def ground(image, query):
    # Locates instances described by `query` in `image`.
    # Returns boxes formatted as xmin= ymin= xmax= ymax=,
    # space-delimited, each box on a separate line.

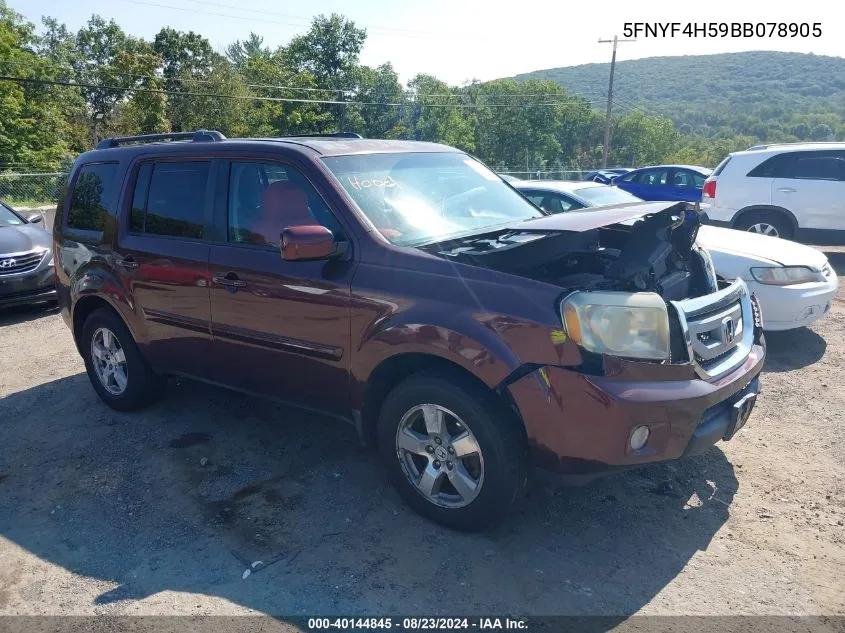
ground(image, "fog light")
xmin=630 ymin=425 xmax=650 ymax=450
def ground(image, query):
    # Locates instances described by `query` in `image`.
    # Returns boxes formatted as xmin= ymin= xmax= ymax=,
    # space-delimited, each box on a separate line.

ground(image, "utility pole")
xmin=598 ymin=35 xmax=635 ymax=168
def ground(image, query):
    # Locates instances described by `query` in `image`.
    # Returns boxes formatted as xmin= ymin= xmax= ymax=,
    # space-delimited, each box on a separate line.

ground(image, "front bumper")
xmin=507 ymin=342 xmax=765 ymax=477
xmin=0 ymin=266 xmax=57 ymax=308
xmin=747 ymin=273 xmax=838 ymax=331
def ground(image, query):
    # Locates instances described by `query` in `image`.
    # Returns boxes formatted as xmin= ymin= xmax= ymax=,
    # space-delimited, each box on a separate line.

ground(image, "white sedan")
xmin=514 ymin=180 xmax=839 ymax=331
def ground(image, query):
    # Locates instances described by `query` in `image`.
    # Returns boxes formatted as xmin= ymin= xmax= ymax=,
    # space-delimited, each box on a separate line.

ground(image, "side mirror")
xmin=280 ymin=225 xmax=338 ymax=261
xmin=28 ymin=214 xmax=43 ymax=224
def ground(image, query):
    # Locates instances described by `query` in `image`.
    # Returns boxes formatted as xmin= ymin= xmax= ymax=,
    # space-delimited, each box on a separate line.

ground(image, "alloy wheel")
xmin=91 ymin=326 xmax=128 ymax=395
xmin=395 ymin=403 xmax=484 ymax=508
xmin=748 ymin=222 xmax=779 ymax=237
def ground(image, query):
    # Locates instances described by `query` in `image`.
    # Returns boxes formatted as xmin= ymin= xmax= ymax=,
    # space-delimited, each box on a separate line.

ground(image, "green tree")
xmin=73 ymin=15 xmax=165 ymax=142
xmin=168 ymin=57 xmax=250 ymax=137
xmin=286 ymin=14 xmax=366 ymax=129
xmin=407 ymin=74 xmax=474 ymax=151
xmin=0 ymin=2 xmax=70 ymax=169
xmin=152 ymin=27 xmax=217 ymax=131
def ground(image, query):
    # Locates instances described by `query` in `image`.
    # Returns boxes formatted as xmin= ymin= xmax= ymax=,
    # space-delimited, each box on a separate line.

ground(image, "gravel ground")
xmin=0 ymin=249 xmax=843 ymax=623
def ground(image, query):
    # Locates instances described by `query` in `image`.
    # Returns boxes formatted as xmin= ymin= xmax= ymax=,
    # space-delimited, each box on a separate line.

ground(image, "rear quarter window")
xmin=66 ymin=162 xmax=119 ymax=236
xmin=711 ymin=156 xmax=731 ymax=176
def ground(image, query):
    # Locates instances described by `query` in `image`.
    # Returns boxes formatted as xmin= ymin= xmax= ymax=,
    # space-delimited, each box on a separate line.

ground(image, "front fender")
xmin=354 ymin=315 xmax=521 ymax=390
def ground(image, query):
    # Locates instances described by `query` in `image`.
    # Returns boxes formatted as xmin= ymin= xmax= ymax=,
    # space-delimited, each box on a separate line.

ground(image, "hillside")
xmin=514 ymin=51 xmax=845 ymax=141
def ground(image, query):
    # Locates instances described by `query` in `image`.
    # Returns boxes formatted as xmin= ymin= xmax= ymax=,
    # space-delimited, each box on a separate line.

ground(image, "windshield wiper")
xmin=407 ymin=221 xmax=522 ymax=248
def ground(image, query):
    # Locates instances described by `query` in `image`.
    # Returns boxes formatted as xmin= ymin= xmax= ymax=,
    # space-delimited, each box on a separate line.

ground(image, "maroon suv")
xmin=54 ymin=131 xmax=764 ymax=530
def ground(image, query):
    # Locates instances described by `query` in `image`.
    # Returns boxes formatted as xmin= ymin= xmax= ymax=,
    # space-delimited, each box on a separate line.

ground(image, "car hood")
xmin=0 ymin=224 xmax=52 ymax=255
xmin=697 ymin=225 xmax=828 ymax=269
xmin=510 ymin=201 xmax=679 ymax=233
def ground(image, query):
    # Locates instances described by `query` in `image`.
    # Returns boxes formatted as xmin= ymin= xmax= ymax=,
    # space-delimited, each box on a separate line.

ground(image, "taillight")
xmin=702 ymin=179 xmax=716 ymax=198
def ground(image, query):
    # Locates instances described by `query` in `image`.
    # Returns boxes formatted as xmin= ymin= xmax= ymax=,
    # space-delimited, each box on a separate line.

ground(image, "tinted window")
xmin=632 ymin=169 xmax=669 ymax=185
xmin=131 ymin=161 xmax=209 ymax=238
xmin=524 ymin=193 xmax=546 ymax=207
xmin=227 ymin=161 xmax=342 ymax=247
xmin=130 ymin=163 xmax=152 ymax=233
xmin=671 ymin=170 xmax=707 ymax=187
xmin=712 ymin=156 xmax=732 ymax=176
xmin=749 ymin=151 xmax=845 ymax=181
xmin=790 ymin=153 xmax=845 ymax=181
xmin=67 ymin=163 xmax=119 ymax=232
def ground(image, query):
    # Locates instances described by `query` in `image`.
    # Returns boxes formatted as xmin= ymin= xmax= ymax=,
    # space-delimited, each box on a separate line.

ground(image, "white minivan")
xmin=702 ymin=143 xmax=845 ymax=242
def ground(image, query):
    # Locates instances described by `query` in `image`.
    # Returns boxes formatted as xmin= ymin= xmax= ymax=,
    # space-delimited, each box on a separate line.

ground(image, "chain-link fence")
xmin=498 ymin=169 xmax=591 ymax=181
xmin=0 ymin=172 xmax=67 ymax=210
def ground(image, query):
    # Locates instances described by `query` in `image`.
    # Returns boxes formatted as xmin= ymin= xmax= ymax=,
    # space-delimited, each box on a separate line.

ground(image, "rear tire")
xmin=377 ymin=373 xmax=527 ymax=531
xmin=734 ymin=211 xmax=793 ymax=239
xmin=81 ymin=307 xmax=159 ymax=411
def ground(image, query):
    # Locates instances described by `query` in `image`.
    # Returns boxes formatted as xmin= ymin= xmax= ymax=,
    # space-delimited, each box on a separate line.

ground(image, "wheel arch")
xmin=71 ymin=294 xmax=133 ymax=356
xmin=359 ymin=352 xmax=526 ymax=449
xmin=731 ymin=205 xmax=799 ymax=233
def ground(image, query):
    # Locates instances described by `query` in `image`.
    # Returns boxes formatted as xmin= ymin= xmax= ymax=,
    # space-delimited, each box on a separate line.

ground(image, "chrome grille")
xmin=0 ymin=250 xmax=47 ymax=276
xmin=822 ymin=263 xmax=834 ymax=279
xmin=671 ymin=279 xmax=754 ymax=380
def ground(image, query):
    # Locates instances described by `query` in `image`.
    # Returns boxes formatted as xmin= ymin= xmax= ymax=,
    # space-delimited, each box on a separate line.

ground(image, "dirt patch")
xmin=0 ymin=250 xmax=843 ymax=616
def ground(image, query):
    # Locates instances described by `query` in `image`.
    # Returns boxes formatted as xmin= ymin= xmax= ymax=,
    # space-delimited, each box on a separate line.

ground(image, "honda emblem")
xmin=720 ymin=316 xmax=735 ymax=345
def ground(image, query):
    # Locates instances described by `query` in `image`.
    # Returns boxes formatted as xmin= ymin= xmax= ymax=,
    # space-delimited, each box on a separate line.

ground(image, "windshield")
xmin=322 ymin=152 xmax=545 ymax=245
xmin=573 ymin=185 xmax=643 ymax=207
xmin=0 ymin=202 xmax=25 ymax=227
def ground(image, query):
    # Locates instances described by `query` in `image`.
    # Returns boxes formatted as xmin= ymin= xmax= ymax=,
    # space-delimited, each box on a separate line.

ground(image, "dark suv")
xmin=54 ymin=131 xmax=765 ymax=530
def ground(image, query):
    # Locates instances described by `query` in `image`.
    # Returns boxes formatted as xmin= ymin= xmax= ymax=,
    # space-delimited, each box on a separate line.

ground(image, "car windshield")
xmin=0 ymin=202 xmax=25 ymax=227
xmin=573 ymin=186 xmax=643 ymax=206
xmin=321 ymin=152 xmax=545 ymax=245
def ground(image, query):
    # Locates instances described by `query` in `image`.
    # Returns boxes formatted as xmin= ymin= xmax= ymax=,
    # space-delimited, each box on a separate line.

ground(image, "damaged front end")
xmin=426 ymin=202 xmax=762 ymax=378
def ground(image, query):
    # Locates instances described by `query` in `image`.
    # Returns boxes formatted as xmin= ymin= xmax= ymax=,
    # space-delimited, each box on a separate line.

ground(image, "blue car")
xmin=612 ymin=165 xmax=712 ymax=202
xmin=583 ymin=168 xmax=633 ymax=184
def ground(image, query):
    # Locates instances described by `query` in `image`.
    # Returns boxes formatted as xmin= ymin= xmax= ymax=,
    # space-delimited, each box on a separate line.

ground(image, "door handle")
xmin=213 ymin=272 xmax=248 ymax=290
xmin=115 ymin=256 xmax=139 ymax=271
xmin=777 ymin=187 xmax=796 ymax=193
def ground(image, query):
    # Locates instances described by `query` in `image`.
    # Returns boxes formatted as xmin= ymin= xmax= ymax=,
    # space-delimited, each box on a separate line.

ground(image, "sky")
xmin=9 ymin=0 xmax=845 ymax=85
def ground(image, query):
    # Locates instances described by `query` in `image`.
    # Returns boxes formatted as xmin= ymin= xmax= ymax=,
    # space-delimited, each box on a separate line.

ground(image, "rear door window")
xmin=129 ymin=161 xmax=210 ymax=239
xmin=749 ymin=151 xmax=845 ymax=181
xmin=67 ymin=163 xmax=119 ymax=235
xmin=789 ymin=152 xmax=845 ymax=181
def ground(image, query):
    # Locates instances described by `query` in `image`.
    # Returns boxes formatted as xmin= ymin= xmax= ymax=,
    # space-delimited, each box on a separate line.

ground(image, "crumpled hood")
xmin=697 ymin=225 xmax=828 ymax=269
xmin=0 ymin=224 xmax=52 ymax=255
xmin=509 ymin=201 xmax=682 ymax=233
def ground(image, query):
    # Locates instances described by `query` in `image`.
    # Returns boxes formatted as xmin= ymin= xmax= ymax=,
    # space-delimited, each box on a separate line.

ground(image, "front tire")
xmin=81 ymin=307 xmax=159 ymax=411
xmin=377 ymin=373 xmax=527 ymax=531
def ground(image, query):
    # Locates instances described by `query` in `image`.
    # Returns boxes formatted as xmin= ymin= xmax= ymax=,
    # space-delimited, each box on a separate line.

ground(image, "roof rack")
xmin=287 ymin=132 xmax=363 ymax=139
xmin=745 ymin=141 xmax=844 ymax=151
xmin=96 ymin=129 xmax=226 ymax=149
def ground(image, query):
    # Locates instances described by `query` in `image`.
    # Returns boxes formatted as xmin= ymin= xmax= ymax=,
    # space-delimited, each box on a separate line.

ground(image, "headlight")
xmin=561 ymin=291 xmax=670 ymax=360
xmin=750 ymin=266 xmax=823 ymax=286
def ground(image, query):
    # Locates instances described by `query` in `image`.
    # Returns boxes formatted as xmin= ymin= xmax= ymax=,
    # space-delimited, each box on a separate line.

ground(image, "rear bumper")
xmin=0 ymin=267 xmax=56 ymax=308
xmin=507 ymin=343 xmax=765 ymax=477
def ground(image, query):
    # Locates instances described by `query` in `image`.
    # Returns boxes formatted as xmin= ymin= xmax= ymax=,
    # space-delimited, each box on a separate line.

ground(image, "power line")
xmin=0 ymin=61 xmax=606 ymax=105
xmin=179 ymin=0 xmax=433 ymax=36
xmin=0 ymin=74 xmax=607 ymax=109
xmin=116 ymin=0 xmax=454 ymax=40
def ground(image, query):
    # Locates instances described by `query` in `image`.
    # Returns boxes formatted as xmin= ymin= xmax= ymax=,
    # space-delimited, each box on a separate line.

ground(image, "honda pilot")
xmin=53 ymin=131 xmax=765 ymax=530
